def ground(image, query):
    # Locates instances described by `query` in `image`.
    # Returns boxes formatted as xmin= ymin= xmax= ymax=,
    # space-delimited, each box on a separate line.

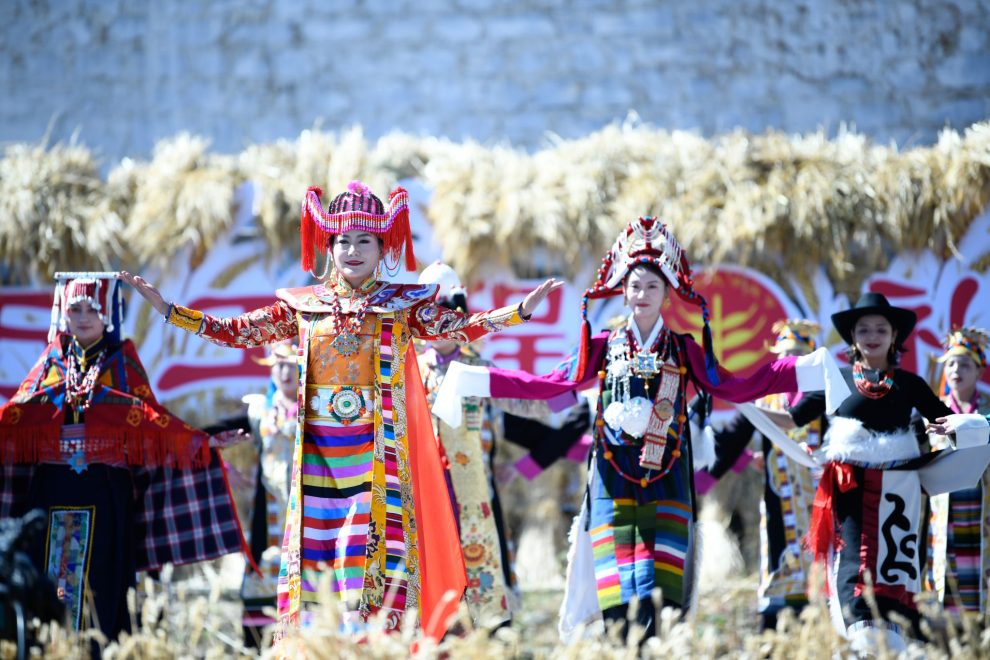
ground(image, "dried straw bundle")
xmin=0 ymin=140 xmax=125 ymax=284
xmin=117 ymin=133 xmax=240 ymax=270
xmin=2 ymin=120 xmax=988 ymax=291
xmin=421 ymin=120 xmax=990 ymax=295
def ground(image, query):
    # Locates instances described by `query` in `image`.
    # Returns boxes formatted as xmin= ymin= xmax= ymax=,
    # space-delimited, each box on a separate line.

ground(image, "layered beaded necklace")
xmin=326 ymin=270 xmax=377 ymax=357
xmin=65 ymin=340 xmax=106 ymax=415
xmin=600 ymin=317 xmax=685 ymax=484
xmin=852 ymin=360 xmax=895 ymax=399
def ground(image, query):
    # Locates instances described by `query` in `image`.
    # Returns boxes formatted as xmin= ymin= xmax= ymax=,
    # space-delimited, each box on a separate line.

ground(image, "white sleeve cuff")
xmin=794 ymin=348 xmax=851 ymax=414
xmin=951 ymin=413 xmax=990 ymax=449
xmin=430 ymin=361 xmax=491 ymax=428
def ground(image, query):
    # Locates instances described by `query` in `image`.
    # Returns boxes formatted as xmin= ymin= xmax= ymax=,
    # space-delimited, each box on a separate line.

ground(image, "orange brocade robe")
xmin=165 ymin=278 xmax=525 ymax=640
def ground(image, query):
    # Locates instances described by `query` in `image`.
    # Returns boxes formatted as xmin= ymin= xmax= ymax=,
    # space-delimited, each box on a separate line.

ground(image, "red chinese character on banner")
xmin=156 ymin=295 xmax=272 ymax=393
xmin=488 ymin=333 xmax=567 ymax=374
xmin=487 ymin=283 xmax=564 ymax=325
xmin=889 ymin=275 xmax=990 ymax=389
xmin=471 ymin=283 xmax=570 ymax=372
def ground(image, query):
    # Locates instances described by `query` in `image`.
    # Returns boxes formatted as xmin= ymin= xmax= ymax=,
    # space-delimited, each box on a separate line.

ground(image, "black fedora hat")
xmin=831 ymin=292 xmax=917 ymax=346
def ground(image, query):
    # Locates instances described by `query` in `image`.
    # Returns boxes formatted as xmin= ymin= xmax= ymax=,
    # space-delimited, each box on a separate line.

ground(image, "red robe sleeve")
xmin=407 ymin=299 xmax=525 ymax=342
xmin=681 ymin=333 xmax=799 ymax=402
xmin=165 ymin=300 xmax=300 ymax=348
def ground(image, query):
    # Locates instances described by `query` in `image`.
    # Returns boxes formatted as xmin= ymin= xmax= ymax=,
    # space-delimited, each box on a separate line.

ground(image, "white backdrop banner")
xmin=2 ymin=184 xmax=987 ymax=423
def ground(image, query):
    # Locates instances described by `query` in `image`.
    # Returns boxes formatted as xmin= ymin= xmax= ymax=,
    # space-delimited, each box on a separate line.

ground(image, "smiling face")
xmin=65 ymin=300 xmax=106 ymax=346
xmin=331 ymin=230 xmax=382 ymax=287
xmin=852 ymin=314 xmax=895 ymax=366
xmin=624 ymin=265 xmax=668 ymax=324
xmin=944 ymin=353 xmax=982 ymax=399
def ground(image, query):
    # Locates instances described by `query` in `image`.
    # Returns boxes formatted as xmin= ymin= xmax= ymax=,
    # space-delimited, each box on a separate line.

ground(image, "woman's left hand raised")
xmin=520 ymin=278 xmax=566 ymax=318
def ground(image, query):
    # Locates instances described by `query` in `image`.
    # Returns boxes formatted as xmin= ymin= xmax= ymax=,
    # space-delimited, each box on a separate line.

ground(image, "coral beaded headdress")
xmin=576 ymin=217 xmax=720 ymax=383
xmin=767 ymin=319 xmax=820 ymax=354
xmin=299 ymin=180 xmax=415 ymax=277
xmin=939 ymin=326 xmax=988 ymax=369
xmin=49 ymin=272 xmax=125 ymax=343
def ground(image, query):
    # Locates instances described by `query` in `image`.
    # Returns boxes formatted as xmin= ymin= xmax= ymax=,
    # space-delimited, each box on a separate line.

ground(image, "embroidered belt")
xmin=305 ymin=384 xmax=374 ymax=425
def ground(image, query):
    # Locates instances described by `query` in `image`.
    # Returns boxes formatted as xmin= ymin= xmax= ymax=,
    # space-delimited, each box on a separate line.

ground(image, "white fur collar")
xmin=817 ymin=416 xmax=920 ymax=464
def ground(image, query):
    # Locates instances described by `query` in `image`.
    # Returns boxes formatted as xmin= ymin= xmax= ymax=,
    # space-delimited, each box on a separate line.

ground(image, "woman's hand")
xmin=926 ymin=416 xmax=956 ymax=436
xmin=120 ymin=271 xmax=170 ymax=316
xmin=520 ymin=278 xmax=565 ymax=318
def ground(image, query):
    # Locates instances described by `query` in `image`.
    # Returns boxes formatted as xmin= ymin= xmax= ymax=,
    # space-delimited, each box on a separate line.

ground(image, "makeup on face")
xmin=65 ymin=301 xmax=106 ymax=346
xmin=332 ymin=230 xmax=382 ymax=286
xmin=624 ymin=267 xmax=667 ymax=318
xmin=852 ymin=314 xmax=894 ymax=362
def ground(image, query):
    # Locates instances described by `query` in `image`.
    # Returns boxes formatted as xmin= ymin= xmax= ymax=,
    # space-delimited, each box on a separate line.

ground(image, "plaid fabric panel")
xmin=0 ymin=463 xmax=34 ymax=518
xmin=135 ymin=448 xmax=243 ymax=570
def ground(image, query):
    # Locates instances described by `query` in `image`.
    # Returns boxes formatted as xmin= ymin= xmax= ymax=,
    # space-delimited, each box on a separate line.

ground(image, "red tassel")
xmin=804 ymin=462 xmax=857 ymax=593
xmin=575 ymin=319 xmax=592 ymax=382
xmin=300 ymin=187 xmax=323 ymax=273
xmin=402 ymin=209 xmax=416 ymax=271
xmin=301 ymin=202 xmax=315 ymax=273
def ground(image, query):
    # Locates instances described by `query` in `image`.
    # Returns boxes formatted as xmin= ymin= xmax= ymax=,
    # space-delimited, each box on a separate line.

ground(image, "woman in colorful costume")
xmin=788 ymin=294 xmax=990 ymax=652
xmin=415 ymin=261 xmax=517 ymax=629
xmin=925 ymin=327 xmax=990 ymax=613
xmin=122 ymin=181 xmax=561 ymax=640
xmin=0 ymin=274 xmax=244 ymax=642
xmin=705 ymin=319 xmax=825 ymax=631
xmin=431 ymin=216 xmax=849 ymax=641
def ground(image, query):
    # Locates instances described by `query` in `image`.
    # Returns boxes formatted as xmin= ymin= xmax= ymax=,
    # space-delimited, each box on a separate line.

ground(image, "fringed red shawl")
xmin=0 ymin=337 xmax=210 ymax=468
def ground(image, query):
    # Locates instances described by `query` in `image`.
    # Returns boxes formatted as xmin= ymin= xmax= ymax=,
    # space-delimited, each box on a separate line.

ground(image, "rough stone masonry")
xmin=1 ymin=0 xmax=988 ymax=161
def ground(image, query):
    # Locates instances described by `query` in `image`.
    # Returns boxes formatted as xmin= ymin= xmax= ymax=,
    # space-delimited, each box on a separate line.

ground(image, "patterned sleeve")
xmin=407 ymin=300 xmax=525 ymax=342
xmin=165 ymin=300 xmax=300 ymax=348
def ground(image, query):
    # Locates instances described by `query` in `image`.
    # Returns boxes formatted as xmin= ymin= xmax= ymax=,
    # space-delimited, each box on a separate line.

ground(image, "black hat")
xmin=831 ymin=292 xmax=917 ymax=346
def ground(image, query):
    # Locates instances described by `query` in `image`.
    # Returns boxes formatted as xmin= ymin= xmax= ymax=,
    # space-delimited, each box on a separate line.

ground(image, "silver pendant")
xmin=634 ymin=351 xmax=660 ymax=377
xmin=333 ymin=329 xmax=361 ymax=357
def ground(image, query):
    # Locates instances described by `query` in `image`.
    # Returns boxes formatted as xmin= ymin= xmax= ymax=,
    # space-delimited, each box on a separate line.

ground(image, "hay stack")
xmin=118 ymin=133 xmax=239 ymax=270
xmin=2 ymin=119 xmax=988 ymax=294
xmin=0 ymin=140 xmax=125 ymax=284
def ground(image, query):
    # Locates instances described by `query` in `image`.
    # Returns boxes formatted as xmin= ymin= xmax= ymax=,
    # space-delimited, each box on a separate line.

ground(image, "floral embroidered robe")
xmin=419 ymin=347 xmax=514 ymax=628
xmin=165 ymin=278 xmax=524 ymax=635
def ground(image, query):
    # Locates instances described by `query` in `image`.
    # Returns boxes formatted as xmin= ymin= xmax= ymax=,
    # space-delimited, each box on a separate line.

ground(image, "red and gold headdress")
xmin=299 ymin=180 xmax=415 ymax=277
xmin=767 ymin=319 xmax=820 ymax=354
xmin=49 ymin=272 xmax=124 ymax=343
xmin=939 ymin=326 xmax=988 ymax=369
xmin=577 ymin=217 xmax=720 ymax=382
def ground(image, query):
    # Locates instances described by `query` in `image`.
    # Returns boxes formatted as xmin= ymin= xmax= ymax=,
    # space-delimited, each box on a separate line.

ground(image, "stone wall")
xmin=2 ymin=0 xmax=988 ymax=161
